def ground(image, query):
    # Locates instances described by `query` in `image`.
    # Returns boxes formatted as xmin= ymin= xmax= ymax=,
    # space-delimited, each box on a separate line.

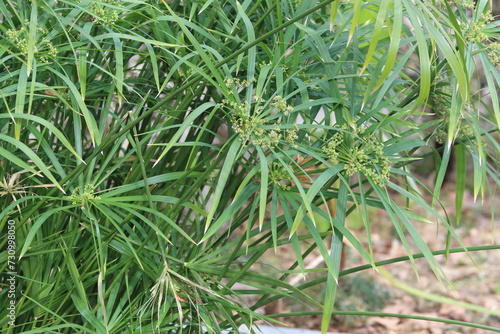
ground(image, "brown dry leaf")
xmin=405 ymin=313 xmax=442 ymax=331
xmin=438 ymin=304 xmax=471 ymax=322
xmin=366 ymin=316 xmax=400 ymax=329
xmin=292 ymin=154 xmax=316 ymax=187
xmin=441 ymin=266 xmax=480 ymax=281
xmin=382 ymin=299 xmax=416 ymax=315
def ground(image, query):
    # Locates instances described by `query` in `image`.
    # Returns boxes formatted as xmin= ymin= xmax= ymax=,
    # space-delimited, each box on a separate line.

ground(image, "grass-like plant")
xmin=1 ymin=0 xmax=500 ymax=333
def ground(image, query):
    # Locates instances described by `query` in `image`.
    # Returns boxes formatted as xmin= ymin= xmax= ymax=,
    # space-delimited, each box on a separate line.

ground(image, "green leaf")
xmin=45 ymin=67 xmax=101 ymax=146
xmin=290 ymin=165 xmax=343 ymax=236
xmin=204 ymin=139 xmax=242 ymax=234
xmin=321 ymin=178 xmax=349 ymax=334
xmin=256 ymin=146 xmax=269 ymax=229
xmin=153 ymin=103 xmax=219 ymax=166
xmin=0 ymin=113 xmax=83 ymax=162
xmin=0 ymin=134 xmax=65 ymax=193
xmin=14 ymin=63 xmax=29 ymax=139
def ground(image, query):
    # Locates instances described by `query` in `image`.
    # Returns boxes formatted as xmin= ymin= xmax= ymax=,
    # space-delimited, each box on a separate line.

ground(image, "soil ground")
xmin=264 ymin=186 xmax=500 ymax=333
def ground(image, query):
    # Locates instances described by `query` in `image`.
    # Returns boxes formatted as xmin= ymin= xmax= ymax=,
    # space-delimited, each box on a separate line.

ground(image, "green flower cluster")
xmin=271 ymin=96 xmax=294 ymax=116
xmin=225 ymin=78 xmax=256 ymax=89
xmin=462 ymin=12 xmax=493 ymax=43
xmin=434 ymin=122 xmax=474 ymax=144
xmin=224 ymin=93 xmax=298 ymax=149
xmin=6 ymin=22 xmax=57 ymax=63
xmin=258 ymin=62 xmax=289 ymax=75
xmin=88 ymin=0 xmax=122 ymax=25
xmin=431 ymin=79 xmax=475 ymax=145
xmin=70 ymin=184 xmax=101 ymax=209
xmin=322 ymin=125 xmax=390 ymax=186
xmin=230 ymin=113 xmax=285 ymax=148
xmin=431 ymin=82 xmax=452 ymax=116
xmin=446 ymin=0 xmax=475 ymax=9
xmin=269 ymin=163 xmax=292 ymax=190
xmin=487 ymin=42 xmax=500 ymax=67
xmin=284 ymin=124 xmax=299 ymax=144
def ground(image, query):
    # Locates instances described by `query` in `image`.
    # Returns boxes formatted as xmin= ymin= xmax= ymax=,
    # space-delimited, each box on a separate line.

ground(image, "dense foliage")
xmin=1 ymin=0 xmax=500 ymax=333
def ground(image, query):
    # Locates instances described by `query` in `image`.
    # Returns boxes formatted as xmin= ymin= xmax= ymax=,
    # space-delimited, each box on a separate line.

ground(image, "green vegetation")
xmin=1 ymin=0 xmax=499 ymax=333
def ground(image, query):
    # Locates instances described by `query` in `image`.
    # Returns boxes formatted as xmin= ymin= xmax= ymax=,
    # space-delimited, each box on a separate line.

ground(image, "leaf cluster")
xmin=1 ymin=0 xmax=500 ymax=333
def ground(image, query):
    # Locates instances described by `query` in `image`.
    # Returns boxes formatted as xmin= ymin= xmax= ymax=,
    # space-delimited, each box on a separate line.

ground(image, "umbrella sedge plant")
xmin=0 ymin=0 xmax=499 ymax=333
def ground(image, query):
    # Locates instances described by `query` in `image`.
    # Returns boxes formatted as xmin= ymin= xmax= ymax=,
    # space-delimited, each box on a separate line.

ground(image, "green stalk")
xmin=269 ymin=311 xmax=500 ymax=332
xmin=321 ymin=178 xmax=349 ymax=334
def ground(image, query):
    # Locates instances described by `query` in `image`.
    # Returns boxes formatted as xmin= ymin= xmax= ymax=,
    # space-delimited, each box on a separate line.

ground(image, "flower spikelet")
xmin=322 ymin=125 xmax=390 ymax=186
xmin=225 ymin=95 xmax=298 ymax=149
xmin=462 ymin=12 xmax=493 ymax=43
xmin=6 ymin=22 xmax=57 ymax=63
xmin=89 ymin=0 xmax=122 ymax=25
xmin=269 ymin=163 xmax=292 ymax=190
xmin=271 ymin=96 xmax=294 ymax=116
xmin=487 ymin=42 xmax=500 ymax=67
xmin=70 ymin=184 xmax=101 ymax=209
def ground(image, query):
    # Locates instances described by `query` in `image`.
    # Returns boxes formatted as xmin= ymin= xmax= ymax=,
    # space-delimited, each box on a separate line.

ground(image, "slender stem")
xmin=340 ymin=244 xmax=500 ymax=276
xmin=268 ymin=311 xmax=500 ymax=332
